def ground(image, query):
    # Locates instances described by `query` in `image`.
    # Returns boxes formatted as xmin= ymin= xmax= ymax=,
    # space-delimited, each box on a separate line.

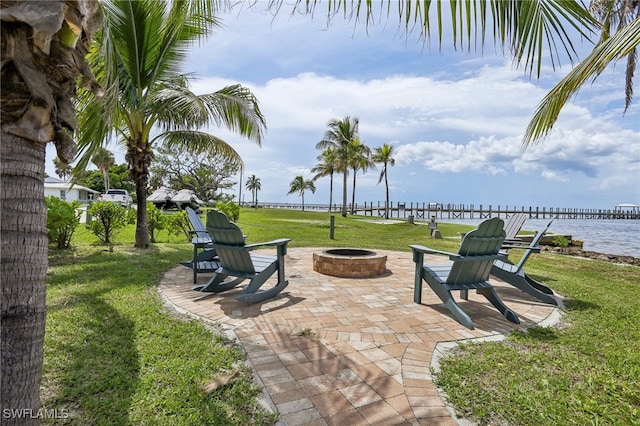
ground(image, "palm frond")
xmin=157 ymin=130 xmax=243 ymax=167
xmin=279 ymin=1 xmax=599 ymax=77
xmin=199 ymin=85 xmax=267 ymax=144
xmin=523 ymin=17 xmax=640 ymax=146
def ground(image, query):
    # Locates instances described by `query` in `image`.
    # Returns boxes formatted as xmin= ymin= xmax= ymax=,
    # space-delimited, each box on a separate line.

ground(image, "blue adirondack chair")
xmin=180 ymin=206 xmax=219 ymax=284
xmin=193 ymin=210 xmax=291 ymax=304
xmin=410 ymin=217 xmax=520 ymax=329
xmin=491 ymin=219 xmax=557 ymax=305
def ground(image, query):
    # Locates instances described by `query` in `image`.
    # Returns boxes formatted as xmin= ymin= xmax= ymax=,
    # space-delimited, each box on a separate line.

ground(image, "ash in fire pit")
xmin=313 ymin=248 xmax=387 ymax=278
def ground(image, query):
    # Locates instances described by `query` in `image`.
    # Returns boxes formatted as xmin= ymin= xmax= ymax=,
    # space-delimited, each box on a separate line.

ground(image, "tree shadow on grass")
xmin=44 ymin=250 xmax=144 ymax=424
xmin=44 ymin=292 xmax=138 ymax=424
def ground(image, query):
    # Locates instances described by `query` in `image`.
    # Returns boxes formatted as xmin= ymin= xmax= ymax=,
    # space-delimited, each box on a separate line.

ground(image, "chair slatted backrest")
xmin=186 ymin=206 xmax=209 ymax=239
xmin=513 ymin=218 xmax=554 ymax=270
xmin=446 ymin=217 xmax=505 ymax=286
xmin=206 ymin=210 xmax=255 ymax=273
xmin=504 ymin=213 xmax=527 ymax=240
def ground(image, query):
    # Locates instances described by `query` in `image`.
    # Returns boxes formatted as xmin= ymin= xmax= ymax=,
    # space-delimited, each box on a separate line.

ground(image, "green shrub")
xmin=45 ymin=196 xmax=81 ymax=249
xmin=125 ymin=207 xmax=137 ymax=224
xmin=166 ymin=210 xmax=191 ymax=241
xmin=552 ymin=235 xmax=570 ymax=247
xmin=215 ymin=201 xmax=240 ymax=222
xmin=146 ymin=203 xmax=167 ymax=243
xmin=89 ymin=201 xmax=128 ymax=243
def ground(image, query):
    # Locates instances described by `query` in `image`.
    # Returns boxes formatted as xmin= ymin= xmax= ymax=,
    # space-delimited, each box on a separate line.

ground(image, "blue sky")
xmin=48 ymin=6 xmax=640 ymax=209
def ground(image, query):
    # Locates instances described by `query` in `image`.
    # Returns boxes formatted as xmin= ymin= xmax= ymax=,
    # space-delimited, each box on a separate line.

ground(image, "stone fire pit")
xmin=313 ymin=248 xmax=387 ymax=278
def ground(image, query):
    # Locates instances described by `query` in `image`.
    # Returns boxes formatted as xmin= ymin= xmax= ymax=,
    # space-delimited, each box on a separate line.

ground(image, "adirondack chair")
xmin=410 ymin=217 xmax=520 ymax=329
xmin=503 ymin=212 xmax=527 ymax=241
xmin=180 ymin=207 xmax=219 ymax=284
xmin=193 ymin=210 xmax=291 ymax=304
xmin=491 ymin=219 xmax=557 ymax=305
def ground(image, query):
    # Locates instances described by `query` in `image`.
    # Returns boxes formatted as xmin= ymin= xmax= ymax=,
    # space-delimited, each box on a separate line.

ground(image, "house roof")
xmin=44 ymin=180 xmax=99 ymax=194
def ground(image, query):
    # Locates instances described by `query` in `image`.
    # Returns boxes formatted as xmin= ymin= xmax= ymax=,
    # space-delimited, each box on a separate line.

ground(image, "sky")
xmin=46 ymin=4 xmax=640 ymax=209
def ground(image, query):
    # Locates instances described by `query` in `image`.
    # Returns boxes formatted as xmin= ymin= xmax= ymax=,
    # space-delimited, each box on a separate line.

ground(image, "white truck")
xmin=99 ymin=189 xmax=132 ymax=208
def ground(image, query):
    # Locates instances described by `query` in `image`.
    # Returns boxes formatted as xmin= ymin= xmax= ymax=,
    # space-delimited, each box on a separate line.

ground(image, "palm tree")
xmin=91 ymin=147 xmax=115 ymax=191
xmin=311 ymin=147 xmax=338 ymax=212
xmin=1 ymin=0 xmax=103 ymax=418
xmin=346 ymin=138 xmax=373 ymax=215
xmin=76 ymin=0 xmax=265 ymax=248
xmin=288 ymin=175 xmax=316 ymax=211
xmin=372 ymin=144 xmax=396 ymax=219
xmin=274 ymin=1 xmax=637 ymax=146
xmin=246 ymin=174 xmax=261 ymax=207
xmin=316 ymin=116 xmax=359 ymax=217
xmin=53 ymin=157 xmax=72 ymax=181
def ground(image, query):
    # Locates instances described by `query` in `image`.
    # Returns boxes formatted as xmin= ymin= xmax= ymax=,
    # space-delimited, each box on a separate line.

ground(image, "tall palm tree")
xmin=53 ymin=157 xmax=72 ymax=181
xmin=274 ymin=1 xmax=638 ymax=146
xmin=245 ymin=174 xmax=261 ymax=207
xmin=372 ymin=144 xmax=396 ymax=219
xmin=287 ymin=175 xmax=316 ymax=211
xmin=311 ymin=147 xmax=338 ymax=212
xmin=76 ymin=0 xmax=265 ymax=248
xmin=346 ymin=138 xmax=373 ymax=214
xmin=91 ymin=147 xmax=115 ymax=191
xmin=1 ymin=0 xmax=103 ymax=419
xmin=316 ymin=116 xmax=359 ymax=217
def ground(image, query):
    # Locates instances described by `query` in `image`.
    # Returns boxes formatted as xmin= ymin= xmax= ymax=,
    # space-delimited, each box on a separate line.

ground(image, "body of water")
xmin=441 ymin=218 xmax=639 ymax=258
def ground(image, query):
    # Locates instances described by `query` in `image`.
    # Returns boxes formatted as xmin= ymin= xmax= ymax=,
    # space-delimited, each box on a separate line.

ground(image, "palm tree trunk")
xmin=127 ymin=138 xmax=152 ymax=248
xmin=384 ymin=168 xmax=390 ymax=219
xmin=1 ymin=134 xmax=48 ymax=425
xmin=328 ymin=173 xmax=334 ymax=213
xmin=341 ymin=171 xmax=348 ymax=217
xmin=135 ymin=181 xmax=149 ymax=248
xmin=350 ymin=168 xmax=357 ymax=215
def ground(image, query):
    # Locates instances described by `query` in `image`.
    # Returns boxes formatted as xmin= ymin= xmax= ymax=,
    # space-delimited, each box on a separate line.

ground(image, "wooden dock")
xmin=257 ymin=201 xmax=640 ymax=220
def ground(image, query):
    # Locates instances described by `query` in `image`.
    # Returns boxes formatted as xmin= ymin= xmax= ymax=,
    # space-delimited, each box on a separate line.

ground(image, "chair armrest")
xmin=245 ymin=238 xmax=291 ymax=250
xmin=409 ymin=244 xmax=457 ymax=258
xmin=409 ymin=244 xmax=458 ymax=264
xmin=501 ymin=242 xmax=542 ymax=253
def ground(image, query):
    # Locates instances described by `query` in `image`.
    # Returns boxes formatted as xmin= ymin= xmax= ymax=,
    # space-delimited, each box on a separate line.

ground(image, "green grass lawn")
xmin=42 ymin=207 xmax=639 ymax=425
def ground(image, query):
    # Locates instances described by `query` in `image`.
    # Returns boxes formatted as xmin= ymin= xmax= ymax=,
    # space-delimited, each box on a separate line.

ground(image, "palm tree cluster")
xmin=245 ymin=174 xmax=261 ymax=207
xmin=312 ymin=116 xmax=396 ymax=218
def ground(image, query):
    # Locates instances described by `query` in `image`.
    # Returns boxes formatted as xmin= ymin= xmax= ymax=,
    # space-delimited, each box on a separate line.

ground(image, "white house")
xmin=44 ymin=177 xmax=99 ymax=203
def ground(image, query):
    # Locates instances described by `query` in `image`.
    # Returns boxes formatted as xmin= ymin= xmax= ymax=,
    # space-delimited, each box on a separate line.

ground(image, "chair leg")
xmin=235 ymin=280 xmax=289 ymax=304
xmin=476 ymin=287 xmax=520 ymax=324
xmin=491 ymin=267 xmax=557 ymax=305
xmin=423 ymin=279 xmax=476 ymax=329
xmin=525 ymin=273 xmax=554 ymax=295
xmin=194 ymin=273 xmax=244 ymax=293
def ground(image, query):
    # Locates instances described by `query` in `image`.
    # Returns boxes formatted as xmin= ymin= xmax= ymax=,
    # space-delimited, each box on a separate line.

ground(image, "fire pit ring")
xmin=313 ymin=248 xmax=387 ymax=278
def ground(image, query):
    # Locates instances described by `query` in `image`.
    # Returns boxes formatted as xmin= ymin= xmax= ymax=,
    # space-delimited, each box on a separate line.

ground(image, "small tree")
xmin=146 ymin=203 xmax=167 ymax=243
xmin=215 ymin=201 xmax=240 ymax=222
xmin=45 ymin=197 xmax=81 ymax=249
xmin=89 ymin=201 xmax=128 ymax=244
xmin=167 ymin=210 xmax=191 ymax=241
xmin=288 ymin=176 xmax=316 ymax=211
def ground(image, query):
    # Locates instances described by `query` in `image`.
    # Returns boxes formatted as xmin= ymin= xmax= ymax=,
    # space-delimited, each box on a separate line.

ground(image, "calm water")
xmin=441 ymin=218 xmax=640 ymax=258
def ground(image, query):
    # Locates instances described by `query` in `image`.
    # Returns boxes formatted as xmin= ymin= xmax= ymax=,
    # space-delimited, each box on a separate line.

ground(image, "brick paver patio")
xmin=158 ymin=247 xmax=560 ymax=425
